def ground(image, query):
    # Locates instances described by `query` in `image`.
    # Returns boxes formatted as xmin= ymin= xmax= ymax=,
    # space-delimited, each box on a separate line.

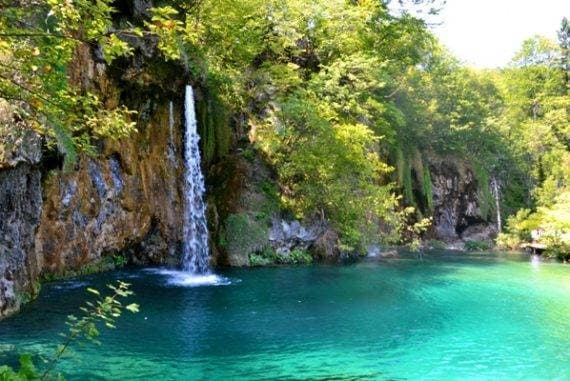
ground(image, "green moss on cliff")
xmin=248 ymin=248 xmax=313 ymax=266
xmin=40 ymin=256 xmax=118 ymax=283
xmin=473 ymin=163 xmax=493 ymax=220
xmin=197 ymin=90 xmax=231 ymax=163
xmin=423 ymin=165 xmax=434 ymax=213
xmin=224 ymin=213 xmax=269 ymax=263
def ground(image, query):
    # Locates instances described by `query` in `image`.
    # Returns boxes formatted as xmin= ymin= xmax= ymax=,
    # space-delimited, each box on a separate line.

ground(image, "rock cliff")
xmin=428 ymin=156 xmax=497 ymax=243
xmin=0 ymin=101 xmax=43 ymax=317
xmin=0 ymin=32 xmax=192 ymax=317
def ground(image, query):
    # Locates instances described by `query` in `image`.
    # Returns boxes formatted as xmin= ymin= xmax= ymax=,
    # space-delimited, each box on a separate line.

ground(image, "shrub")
xmin=464 ymin=240 xmax=492 ymax=251
xmin=496 ymin=232 xmax=523 ymax=250
xmin=113 ymin=254 xmax=128 ymax=268
xmin=286 ymin=249 xmax=313 ymax=264
xmin=542 ymin=234 xmax=570 ymax=261
xmin=0 ymin=282 xmax=138 ymax=380
xmin=426 ymin=239 xmax=446 ymax=250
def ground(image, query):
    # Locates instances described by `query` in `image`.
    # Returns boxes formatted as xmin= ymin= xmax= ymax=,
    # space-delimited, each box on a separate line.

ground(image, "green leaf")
xmin=86 ymin=288 xmax=100 ymax=296
xmin=126 ymin=303 xmax=140 ymax=313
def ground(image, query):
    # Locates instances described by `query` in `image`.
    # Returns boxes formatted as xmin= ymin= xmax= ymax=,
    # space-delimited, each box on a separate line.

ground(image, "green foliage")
xmin=241 ymin=147 xmax=256 ymax=163
xmin=495 ymin=30 xmax=570 ymax=254
xmin=112 ymin=254 xmax=128 ymax=268
xmin=402 ymin=158 xmax=414 ymax=205
xmin=248 ymin=247 xmax=277 ymax=267
xmin=0 ymin=355 xmax=39 ymax=381
xmin=542 ymin=234 xmax=570 ymax=261
xmin=422 ymin=165 xmax=434 ymax=213
xmin=464 ymin=240 xmax=492 ymax=252
xmin=0 ymin=0 xmax=141 ymax=170
xmin=2 ymin=0 xmax=567 ymax=251
xmin=286 ymin=249 xmax=313 ymax=264
xmin=248 ymin=247 xmax=313 ymax=266
xmin=0 ymin=282 xmax=138 ymax=380
xmin=173 ymin=0 xmax=436 ymax=248
xmin=197 ymin=91 xmax=231 ymax=163
xmin=473 ymin=164 xmax=493 ymax=220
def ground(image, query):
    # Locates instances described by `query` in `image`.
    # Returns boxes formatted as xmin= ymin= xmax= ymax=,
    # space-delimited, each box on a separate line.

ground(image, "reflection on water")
xmin=1 ymin=251 xmax=569 ymax=380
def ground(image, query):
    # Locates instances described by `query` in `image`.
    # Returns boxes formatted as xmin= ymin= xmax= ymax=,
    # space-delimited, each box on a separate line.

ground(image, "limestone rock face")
xmin=313 ymin=228 xmax=340 ymax=261
xmin=0 ymin=27 xmax=189 ymax=317
xmin=268 ymin=218 xmax=324 ymax=255
xmin=32 ymin=31 xmax=189 ymax=278
xmin=0 ymin=105 xmax=43 ymax=318
xmin=35 ymin=125 xmax=185 ymax=276
xmin=460 ymin=224 xmax=497 ymax=242
xmin=429 ymin=157 xmax=492 ymax=241
xmin=0 ymin=101 xmax=42 ymax=170
xmin=0 ymin=164 xmax=43 ymax=318
xmin=208 ymin=153 xmax=336 ymax=265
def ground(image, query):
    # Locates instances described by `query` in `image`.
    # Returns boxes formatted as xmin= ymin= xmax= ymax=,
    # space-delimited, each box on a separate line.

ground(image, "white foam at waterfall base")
xmin=531 ymin=254 xmax=540 ymax=270
xmin=146 ymin=269 xmax=233 ymax=287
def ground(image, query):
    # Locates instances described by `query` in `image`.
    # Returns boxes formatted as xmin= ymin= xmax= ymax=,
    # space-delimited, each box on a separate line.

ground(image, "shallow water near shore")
xmin=1 ymin=251 xmax=569 ymax=380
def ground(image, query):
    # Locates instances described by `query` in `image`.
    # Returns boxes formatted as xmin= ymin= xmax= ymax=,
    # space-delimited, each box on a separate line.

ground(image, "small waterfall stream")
xmin=182 ymin=85 xmax=210 ymax=274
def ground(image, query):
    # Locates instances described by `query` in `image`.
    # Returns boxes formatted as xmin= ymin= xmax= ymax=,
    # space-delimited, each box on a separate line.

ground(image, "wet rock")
xmin=36 ymin=106 xmax=185 ymax=276
xmin=132 ymin=0 xmax=153 ymax=19
xmin=380 ymin=249 xmax=398 ymax=258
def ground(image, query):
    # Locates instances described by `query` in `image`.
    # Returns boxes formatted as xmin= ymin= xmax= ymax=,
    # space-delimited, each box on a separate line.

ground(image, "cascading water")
xmin=182 ymin=85 xmax=210 ymax=274
xmin=156 ymin=85 xmax=230 ymax=286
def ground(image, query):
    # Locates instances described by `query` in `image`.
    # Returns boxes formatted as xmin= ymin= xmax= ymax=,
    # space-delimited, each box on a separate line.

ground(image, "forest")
xmin=1 ymin=0 xmax=568 ymax=257
xmin=0 ymin=1 xmax=569 ymax=380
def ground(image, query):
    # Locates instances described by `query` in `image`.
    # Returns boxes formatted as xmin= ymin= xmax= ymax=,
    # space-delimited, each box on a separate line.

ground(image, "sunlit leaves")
xmin=0 ymin=0 xmax=139 ymax=170
xmin=146 ymin=6 xmax=184 ymax=60
xmin=1 ymin=281 xmax=139 ymax=379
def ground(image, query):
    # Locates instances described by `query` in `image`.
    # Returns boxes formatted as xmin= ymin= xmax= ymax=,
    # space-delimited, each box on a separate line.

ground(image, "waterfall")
xmin=182 ymin=85 xmax=210 ymax=274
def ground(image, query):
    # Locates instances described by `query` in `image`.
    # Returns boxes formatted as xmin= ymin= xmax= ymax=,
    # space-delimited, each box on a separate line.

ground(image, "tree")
xmin=558 ymin=17 xmax=570 ymax=92
xmin=0 ymin=0 xmax=146 ymax=170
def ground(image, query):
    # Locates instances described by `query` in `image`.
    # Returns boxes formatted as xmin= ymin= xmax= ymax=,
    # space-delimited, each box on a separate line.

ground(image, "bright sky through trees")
xmin=432 ymin=0 xmax=568 ymax=68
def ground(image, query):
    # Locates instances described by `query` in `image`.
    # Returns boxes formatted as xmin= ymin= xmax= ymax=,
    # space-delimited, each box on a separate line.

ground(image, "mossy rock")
xmin=224 ymin=213 xmax=269 ymax=266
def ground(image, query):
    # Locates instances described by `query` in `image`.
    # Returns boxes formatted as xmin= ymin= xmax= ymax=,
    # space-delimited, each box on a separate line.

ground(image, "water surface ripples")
xmin=1 ymin=252 xmax=569 ymax=380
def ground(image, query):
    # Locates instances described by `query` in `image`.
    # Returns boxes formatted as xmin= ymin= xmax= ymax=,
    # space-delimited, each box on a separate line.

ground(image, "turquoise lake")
xmin=1 ymin=252 xmax=569 ymax=380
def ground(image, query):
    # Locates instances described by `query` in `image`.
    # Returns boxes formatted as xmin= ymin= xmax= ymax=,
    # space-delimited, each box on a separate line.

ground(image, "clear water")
xmin=1 ymin=252 xmax=569 ymax=380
